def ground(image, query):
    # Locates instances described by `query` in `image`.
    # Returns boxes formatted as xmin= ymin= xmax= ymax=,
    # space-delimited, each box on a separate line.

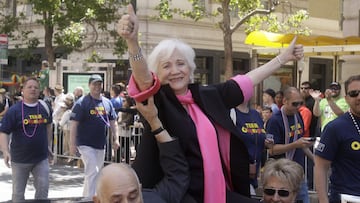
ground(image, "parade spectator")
xmin=118 ymin=4 xmax=304 ymax=202
xmin=315 ymin=75 xmax=360 ymax=203
xmin=231 ymin=101 xmax=274 ymax=195
xmin=261 ymin=158 xmax=304 ymax=203
xmin=53 ymin=84 xmax=66 ymax=124
xmin=263 ymin=88 xmax=280 ymax=114
xmin=73 ymin=86 xmax=84 ymax=102
xmin=300 ymin=81 xmax=319 ymax=137
xmin=42 ymin=86 xmax=54 ymax=111
xmin=262 ymin=106 xmax=273 ymax=129
xmin=275 ymin=90 xmax=284 ymax=109
xmin=0 ymin=77 xmax=53 ymax=201
xmin=110 ymin=84 xmax=123 ymax=112
xmin=38 ymin=60 xmax=49 ymax=91
xmin=59 ymin=93 xmax=75 ymax=158
xmin=266 ymin=87 xmax=314 ymax=203
xmin=0 ymin=88 xmax=11 ymax=122
xmin=70 ymin=74 xmax=120 ymax=200
xmin=311 ymin=81 xmax=349 ymax=131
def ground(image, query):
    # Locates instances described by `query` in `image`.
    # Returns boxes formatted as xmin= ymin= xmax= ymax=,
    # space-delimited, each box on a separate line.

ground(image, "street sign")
xmin=0 ymin=34 xmax=8 ymax=45
xmin=0 ymin=34 xmax=8 ymax=64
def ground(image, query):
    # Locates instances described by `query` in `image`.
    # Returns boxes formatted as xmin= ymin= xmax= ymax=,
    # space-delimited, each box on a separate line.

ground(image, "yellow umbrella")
xmin=245 ymin=30 xmax=360 ymax=47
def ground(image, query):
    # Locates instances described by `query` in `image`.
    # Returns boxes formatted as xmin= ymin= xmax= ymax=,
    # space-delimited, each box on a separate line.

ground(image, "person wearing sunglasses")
xmin=266 ymin=87 xmax=315 ymax=203
xmin=310 ymin=81 xmax=349 ymax=131
xmin=315 ymin=75 xmax=360 ymax=203
xmin=261 ymin=158 xmax=304 ymax=203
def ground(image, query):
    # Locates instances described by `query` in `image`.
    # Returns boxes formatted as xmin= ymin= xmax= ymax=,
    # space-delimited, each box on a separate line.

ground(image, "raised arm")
xmin=117 ymin=4 xmax=153 ymax=91
xmin=246 ymin=37 xmax=304 ymax=86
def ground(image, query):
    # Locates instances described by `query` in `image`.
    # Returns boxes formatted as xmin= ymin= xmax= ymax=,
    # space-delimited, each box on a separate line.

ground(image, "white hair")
xmin=147 ymin=38 xmax=196 ymax=82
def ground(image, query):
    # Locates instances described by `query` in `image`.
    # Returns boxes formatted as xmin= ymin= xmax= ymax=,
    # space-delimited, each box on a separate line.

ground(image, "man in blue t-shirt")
xmin=315 ymin=75 xmax=360 ymax=203
xmin=70 ymin=74 xmax=120 ymax=200
xmin=266 ymin=87 xmax=314 ymax=203
xmin=0 ymin=77 xmax=53 ymax=202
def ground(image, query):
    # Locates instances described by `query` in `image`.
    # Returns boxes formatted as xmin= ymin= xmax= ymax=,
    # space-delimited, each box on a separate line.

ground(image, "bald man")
xmin=93 ymin=96 xmax=191 ymax=203
xmin=93 ymin=163 xmax=166 ymax=203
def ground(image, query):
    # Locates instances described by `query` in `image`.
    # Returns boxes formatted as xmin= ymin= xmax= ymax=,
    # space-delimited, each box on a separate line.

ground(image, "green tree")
xmin=156 ymin=0 xmax=309 ymax=79
xmin=25 ymin=0 xmax=130 ymax=69
xmin=0 ymin=1 xmax=39 ymax=60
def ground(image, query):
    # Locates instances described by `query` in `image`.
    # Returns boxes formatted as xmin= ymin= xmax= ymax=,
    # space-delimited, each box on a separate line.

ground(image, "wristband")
xmin=151 ymin=126 xmax=164 ymax=136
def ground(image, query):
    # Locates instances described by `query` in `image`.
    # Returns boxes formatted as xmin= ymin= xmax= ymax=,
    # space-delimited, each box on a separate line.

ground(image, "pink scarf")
xmin=177 ymin=91 xmax=226 ymax=203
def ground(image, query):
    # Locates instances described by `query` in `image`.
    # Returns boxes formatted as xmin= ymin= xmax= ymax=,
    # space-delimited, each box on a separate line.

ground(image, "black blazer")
xmin=133 ymin=81 xmax=251 ymax=203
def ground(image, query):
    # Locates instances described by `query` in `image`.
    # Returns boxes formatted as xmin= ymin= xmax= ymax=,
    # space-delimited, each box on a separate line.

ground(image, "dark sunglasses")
xmin=291 ymin=101 xmax=304 ymax=107
xmin=347 ymin=90 xmax=360 ymax=98
xmin=330 ymin=87 xmax=340 ymax=91
xmin=263 ymin=188 xmax=290 ymax=197
xmin=300 ymin=87 xmax=310 ymax=90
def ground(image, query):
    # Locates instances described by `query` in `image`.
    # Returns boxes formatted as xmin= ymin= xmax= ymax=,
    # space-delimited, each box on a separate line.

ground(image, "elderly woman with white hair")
xmin=118 ymin=4 xmax=304 ymax=203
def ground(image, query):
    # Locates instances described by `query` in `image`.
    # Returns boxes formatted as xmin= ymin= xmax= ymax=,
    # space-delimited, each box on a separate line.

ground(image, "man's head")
xmin=0 ymin=88 xmax=5 ymax=95
xmin=73 ymin=86 xmax=84 ymax=100
xmin=261 ymin=106 xmax=273 ymax=122
xmin=300 ymin=81 xmax=312 ymax=98
xmin=89 ymin=74 xmax=103 ymax=97
xmin=282 ymin=87 xmax=303 ymax=116
xmin=54 ymin=84 xmax=64 ymax=95
xmin=329 ymin=82 xmax=341 ymax=98
xmin=93 ymin=163 xmax=143 ymax=203
xmin=22 ymin=77 xmax=40 ymax=103
xmin=41 ymin=60 xmax=49 ymax=69
xmin=263 ymin=88 xmax=276 ymax=104
xmin=344 ymin=75 xmax=360 ymax=117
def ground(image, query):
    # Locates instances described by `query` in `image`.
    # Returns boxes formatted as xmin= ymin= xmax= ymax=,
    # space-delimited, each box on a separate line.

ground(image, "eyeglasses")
xmin=300 ymin=87 xmax=310 ymax=90
xmin=263 ymin=188 xmax=291 ymax=197
xmin=291 ymin=101 xmax=304 ymax=107
xmin=347 ymin=90 xmax=360 ymax=98
xmin=330 ymin=87 xmax=340 ymax=91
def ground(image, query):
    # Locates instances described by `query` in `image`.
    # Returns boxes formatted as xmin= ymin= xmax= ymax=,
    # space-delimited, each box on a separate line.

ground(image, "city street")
xmin=0 ymin=155 xmax=84 ymax=202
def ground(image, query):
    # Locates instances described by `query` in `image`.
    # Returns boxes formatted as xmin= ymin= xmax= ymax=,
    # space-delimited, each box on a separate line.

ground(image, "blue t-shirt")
xmin=0 ymin=101 xmax=52 ymax=163
xmin=315 ymin=112 xmax=360 ymax=197
xmin=266 ymin=111 xmax=305 ymax=168
xmin=235 ymin=108 xmax=266 ymax=188
xmin=111 ymin=96 xmax=123 ymax=111
xmin=70 ymin=95 xmax=117 ymax=149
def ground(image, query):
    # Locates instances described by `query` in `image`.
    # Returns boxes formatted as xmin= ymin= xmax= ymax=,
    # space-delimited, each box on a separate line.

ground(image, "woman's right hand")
xmin=117 ymin=4 xmax=139 ymax=46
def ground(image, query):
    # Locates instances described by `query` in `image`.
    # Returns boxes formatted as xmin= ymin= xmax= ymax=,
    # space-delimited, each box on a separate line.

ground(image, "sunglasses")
xmin=263 ymin=188 xmax=291 ymax=197
xmin=291 ymin=101 xmax=304 ymax=107
xmin=330 ymin=87 xmax=340 ymax=91
xmin=347 ymin=90 xmax=360 ymax=98
xmin=300 ymin=87 xmax=310 ymax=90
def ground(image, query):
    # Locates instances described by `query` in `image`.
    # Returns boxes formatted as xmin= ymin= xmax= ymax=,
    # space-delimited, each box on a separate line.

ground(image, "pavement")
xmin=0 ymin=155 xmax=84 ymax=202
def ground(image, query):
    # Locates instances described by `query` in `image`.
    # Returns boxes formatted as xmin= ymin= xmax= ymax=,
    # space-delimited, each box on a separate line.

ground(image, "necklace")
xmin=22 ymin=101 xmax=39 ymax=138
xmin=91 ymin=96 xmax=110 ymax=127
xmin=349 ymin=110 xmax=360 ymax=136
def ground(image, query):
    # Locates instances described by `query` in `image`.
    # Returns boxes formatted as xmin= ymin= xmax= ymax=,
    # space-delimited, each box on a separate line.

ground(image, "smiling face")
xmin=157 ymin=49 xmax=191 ymax=95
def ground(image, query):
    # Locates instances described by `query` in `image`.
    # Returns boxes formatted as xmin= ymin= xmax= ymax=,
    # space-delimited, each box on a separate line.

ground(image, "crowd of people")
xmin=0 ymin=3 xmax=359 ymax=203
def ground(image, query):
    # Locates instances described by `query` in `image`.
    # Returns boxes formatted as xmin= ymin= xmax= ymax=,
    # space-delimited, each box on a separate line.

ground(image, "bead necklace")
xmin=91 ymin=96 xmax=110 ymax=127
xmin=22 ymin=101 xmax=39 ymax=138
xmin=349 ymin=110 xmax=360 ymax=136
